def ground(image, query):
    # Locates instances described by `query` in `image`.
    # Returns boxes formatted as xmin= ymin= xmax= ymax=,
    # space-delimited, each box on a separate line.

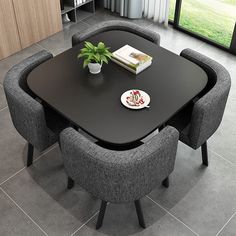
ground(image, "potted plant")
xmin=78 ymin=41 xmax=113 ymax=74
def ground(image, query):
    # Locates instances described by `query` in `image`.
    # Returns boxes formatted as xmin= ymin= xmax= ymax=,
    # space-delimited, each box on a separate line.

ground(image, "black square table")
xmin=27 ymin=30 xmax=207 ymax=149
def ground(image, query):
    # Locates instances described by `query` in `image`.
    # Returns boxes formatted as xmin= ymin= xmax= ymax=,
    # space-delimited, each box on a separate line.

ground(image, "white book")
xmin=112 ymin=53 xmax=135 ymax=68
xmin=113 ymin=45 xmax=152 ymax=67
xmin=111 ymin=57 xmax=152 ymax=75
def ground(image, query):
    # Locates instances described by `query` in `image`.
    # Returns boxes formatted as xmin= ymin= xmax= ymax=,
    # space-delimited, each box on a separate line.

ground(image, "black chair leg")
xmin=201 ymin=142 xmax=208 ymax=166
xmin=162 ymin=176 xmax=169 ymax=188
xmin=27 ymin=143 xmax=34 ymax=167
xmin=67 ymin=177 xmax=75 ymax=189
xmin=96 ymin=200 xmax=107 ymax=230
xmin=134 ymin=200 xmax=146 ymax=228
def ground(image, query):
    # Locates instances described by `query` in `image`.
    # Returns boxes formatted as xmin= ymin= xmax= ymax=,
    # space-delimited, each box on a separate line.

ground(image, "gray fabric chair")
xmin=3 ymin=50 xmax=69 ymax=167
xmin=168 ymin=48 xmax=231 ymax=166
xmin=72 ymin=20 xmax=160 ymax=47
xmin=60 ymin=126 xmax=179 ymax=229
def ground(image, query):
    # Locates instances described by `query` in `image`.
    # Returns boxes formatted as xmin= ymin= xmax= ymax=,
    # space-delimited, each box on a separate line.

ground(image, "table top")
xmin=27 ymin=30 xmax=208 ymax=147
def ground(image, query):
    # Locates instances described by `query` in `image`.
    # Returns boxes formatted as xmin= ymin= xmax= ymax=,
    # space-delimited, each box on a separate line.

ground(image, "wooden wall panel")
xmin=13 ymin=0 xmax=62 ymax=48
xmin=0 ymin=0 xmax=22 ymax=60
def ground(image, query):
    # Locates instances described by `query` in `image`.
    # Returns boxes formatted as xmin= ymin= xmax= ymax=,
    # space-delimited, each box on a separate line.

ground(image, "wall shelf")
xmin=61 ymin=0 xmax=95 ymax=23
xmin=75 ymin=0 xmax=94 ymax=8
xmin=61 ymin=5 xmax=74 ymax=15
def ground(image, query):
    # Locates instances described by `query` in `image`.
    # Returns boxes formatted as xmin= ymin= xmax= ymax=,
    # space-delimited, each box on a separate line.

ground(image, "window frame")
xmin=169 ymin=0 xmax=236 ymax=55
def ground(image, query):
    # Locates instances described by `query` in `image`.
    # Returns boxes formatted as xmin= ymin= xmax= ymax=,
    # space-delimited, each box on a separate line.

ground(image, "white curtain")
xmin=104 ymin=0 xmax=143 ymax=19
xmin=104 ymin=0 xmax=170 ymax=24
xmin=143 ymin=0 xmax=170 ymax=26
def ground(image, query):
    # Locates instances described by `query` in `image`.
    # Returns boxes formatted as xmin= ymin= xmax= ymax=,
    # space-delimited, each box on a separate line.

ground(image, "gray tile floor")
xmin=0 ymin=9 xmax=235 ymax=236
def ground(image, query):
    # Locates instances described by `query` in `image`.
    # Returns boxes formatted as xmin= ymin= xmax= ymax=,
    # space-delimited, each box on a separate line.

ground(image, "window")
xmin=179 ymin=0 xmax=236 ymax=48
xmin=169 ymin=0 xmax=236 ymax=52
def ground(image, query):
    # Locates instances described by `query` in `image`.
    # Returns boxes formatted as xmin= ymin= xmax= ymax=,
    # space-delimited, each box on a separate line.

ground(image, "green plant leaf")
xmin=85 ymin=41 xmax=94 ymax=50
xmin=81 ymin=48 xmax=89 ymax=53
xmin=105 ymin=52 xmax=112 ymax=59
xmin=93 ymin=53 xmax=100 ymax=62
xmin=101 ymin=55 xmax=108 ymax=64
xmin=78 ymin=41 xmax=112 ymax=67
xmin=83 ymin=59 xmax=90 ymax=68
xmin=98 ymin=42 xmax=105 ymax=49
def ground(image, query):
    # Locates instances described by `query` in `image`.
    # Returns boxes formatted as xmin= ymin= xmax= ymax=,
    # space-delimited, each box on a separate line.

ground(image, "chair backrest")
xmin=180 ymin=49 xmax=231 ymax=149
xmin=72 ymin=20 xmax=160 ymax=47
xmin=60 ymin=126 xmax=179 ymax=203
xmin=3 ymin=51 xmax=53 ymax=151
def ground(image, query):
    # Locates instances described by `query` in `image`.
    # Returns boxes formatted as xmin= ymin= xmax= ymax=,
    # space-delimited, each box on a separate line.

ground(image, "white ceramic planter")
xmin=88 ymin=63 xmax=102 ymax=74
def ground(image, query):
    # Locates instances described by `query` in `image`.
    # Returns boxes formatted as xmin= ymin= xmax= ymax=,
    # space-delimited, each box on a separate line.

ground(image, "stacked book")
xmin=111 ymin=45 xmax=152 ymax=74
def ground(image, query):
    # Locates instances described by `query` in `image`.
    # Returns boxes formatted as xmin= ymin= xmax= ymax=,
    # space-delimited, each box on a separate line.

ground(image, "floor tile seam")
xmin=135 ymin=20 xmax=153 ymax=28
xmin=35 ymin=43 xmax=49 ymax=52
xmin=146 ymin=22 xmax=152 ymax=30
xmin=0 ymin=187 xmax=49 ymax=236
xmin=0 ymin=105 xmax=8 ymax=112
xmin=0 ymin=144 xmax=57 ymax=187
xmin=209 ymin=148 xmax=236 ymax=168
xmin=70 ymin=211 xmax=99 ymax=236
xmin=147 ymin=196 xmax=200 ymax=236
xmin=81 ymin=20 xmax=91 ymax=27
xmin=0 ymin=167 xmax=26 ymax=187
xmin=195 ymin=42 xmax=209 ymax=51
xmin=80 ymin=10 xmax=114 ymax=26
xmin=76 ymin=20 xmax=91 ymax=28
xmin=193 ymin=41 xmax=206 ymax=50
xmin=77 ymin=14 xmax=95 ymax=22
xmin=146 ymin=21 xmax=175 ymax=29
xmin=70 ymin=203 xmax=112 ymax=236
xmin=215 ymin=211 xmax=236 ymax=236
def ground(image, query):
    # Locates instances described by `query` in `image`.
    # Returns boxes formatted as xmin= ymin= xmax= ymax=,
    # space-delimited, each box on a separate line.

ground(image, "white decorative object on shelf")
xmin=62 ymin=13 xmax=70 ymax=23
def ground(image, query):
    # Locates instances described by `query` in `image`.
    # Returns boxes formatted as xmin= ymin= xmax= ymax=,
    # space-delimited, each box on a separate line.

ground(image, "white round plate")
xmin=121 ymin=89 xmax=150 ymax=110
